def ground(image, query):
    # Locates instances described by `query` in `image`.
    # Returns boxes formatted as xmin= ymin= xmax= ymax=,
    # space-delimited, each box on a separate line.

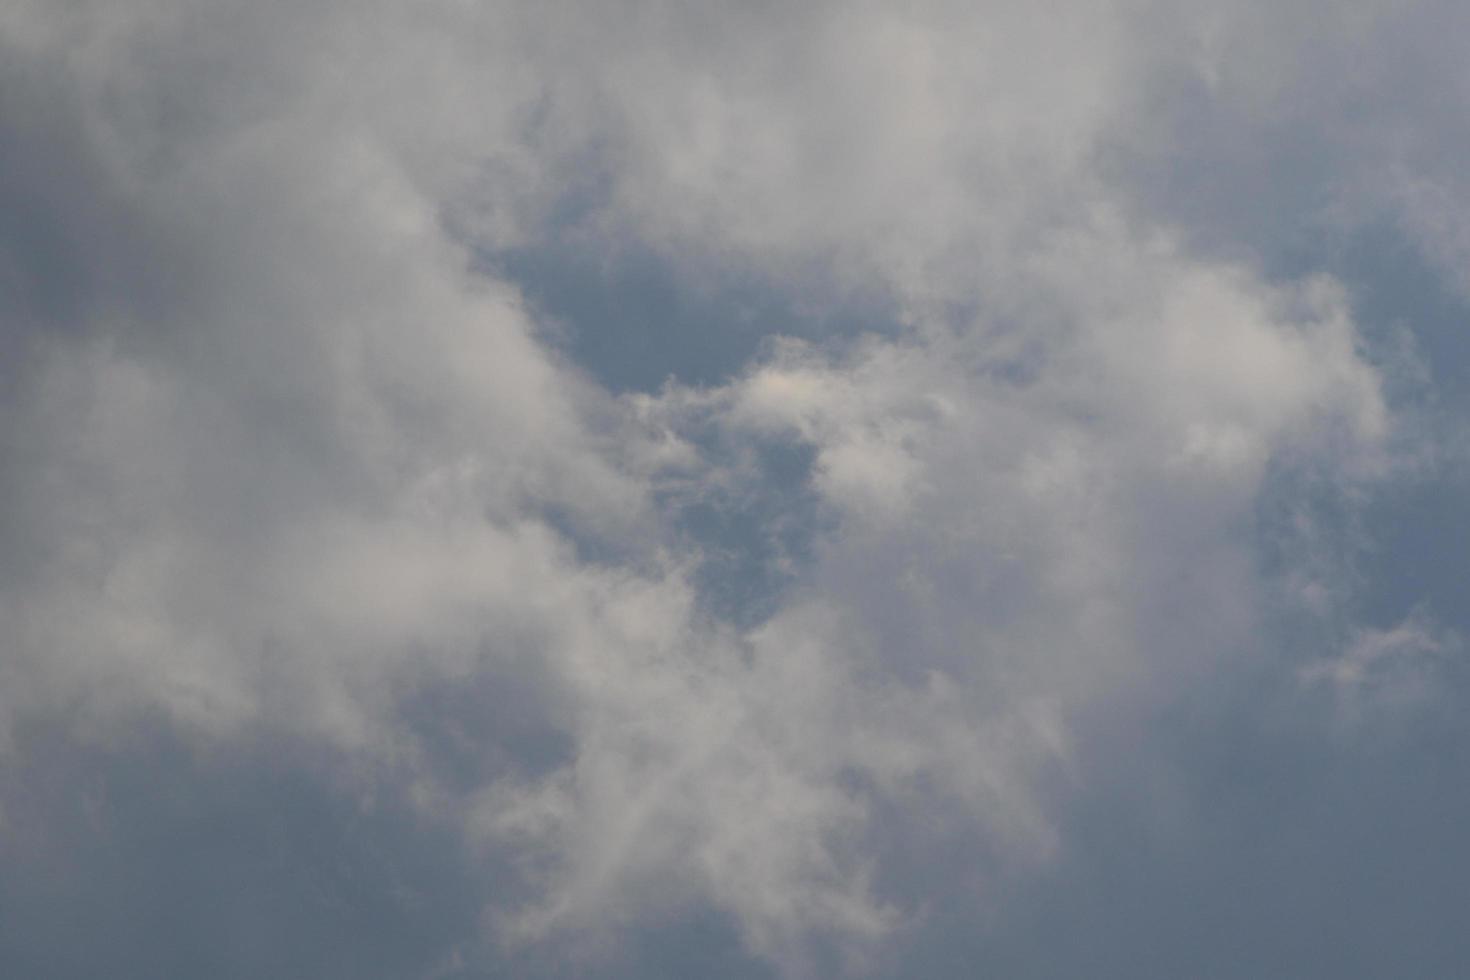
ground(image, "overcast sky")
xmin=3 ymin=2 xmax=1469 ymax=977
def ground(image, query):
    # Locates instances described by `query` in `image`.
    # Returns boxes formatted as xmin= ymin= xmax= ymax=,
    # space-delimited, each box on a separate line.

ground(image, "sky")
xmin=1 ymin=1 xmax=1469 ymax=977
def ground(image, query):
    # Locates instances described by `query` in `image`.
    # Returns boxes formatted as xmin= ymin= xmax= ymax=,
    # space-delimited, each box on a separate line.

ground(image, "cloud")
xmin=1301 ymin=607 xmax=1463 ymax=713
xmin=0 ymin=1 xmax=1464 ymax=977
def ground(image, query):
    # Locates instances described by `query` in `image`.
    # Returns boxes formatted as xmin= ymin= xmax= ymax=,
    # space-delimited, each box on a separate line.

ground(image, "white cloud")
xmin=0 ymin=1 xmax=1448 ymax=976
xmin=1301 ymin=608 xmax=1462 ymax=713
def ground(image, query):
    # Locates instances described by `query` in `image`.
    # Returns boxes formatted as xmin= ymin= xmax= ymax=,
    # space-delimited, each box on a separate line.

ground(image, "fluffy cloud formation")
xmin=0 ymin=1 xmax=1464 ymax=976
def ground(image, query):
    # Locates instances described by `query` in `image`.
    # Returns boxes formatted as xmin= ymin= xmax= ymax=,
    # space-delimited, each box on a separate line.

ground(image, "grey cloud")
xmin=1 ymin=1 xmax=1467 ymax=977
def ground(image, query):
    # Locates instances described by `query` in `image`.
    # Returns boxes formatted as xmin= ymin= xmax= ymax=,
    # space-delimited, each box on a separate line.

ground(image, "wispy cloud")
xmin=2 ymin=1 xmax=1468 ymax=976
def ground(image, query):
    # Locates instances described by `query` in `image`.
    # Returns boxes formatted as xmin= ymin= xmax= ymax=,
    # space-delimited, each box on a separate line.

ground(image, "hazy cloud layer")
xmin=2 ymin=2 xmax=1468 ymax=976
